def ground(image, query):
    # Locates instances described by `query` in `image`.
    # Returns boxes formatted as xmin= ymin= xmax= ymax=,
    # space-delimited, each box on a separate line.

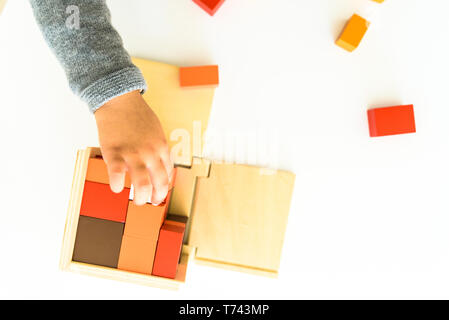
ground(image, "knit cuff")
xmin=80 ymin=66 xmax=148 ymax=113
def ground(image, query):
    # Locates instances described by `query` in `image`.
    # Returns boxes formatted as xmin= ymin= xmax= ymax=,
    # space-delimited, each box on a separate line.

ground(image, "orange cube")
xmin=80 ymin=181 xmax=130 ymax=223
xmin=336 ymin=14 xmax=370 ymax=52
xmin=179 ymin=65 xmax=219 ymax=88
xmin=117 ymin=235 xmax=158 ymax=274
xmin=86 ymin=157 xmax=131 ymax=188
xmin=123 ymin=198 xmax=171 ymax=239
xmin=152 ymin=222 xmax=186 ymax=279
xmin=367 ymin=105 xmax=416 ymax=137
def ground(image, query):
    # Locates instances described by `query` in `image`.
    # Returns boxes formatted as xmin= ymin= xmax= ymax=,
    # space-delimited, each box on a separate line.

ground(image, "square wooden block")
xmin=86 ymin=157 xmax=131 ymax=188
xmin=117 ymin=235 xmax=158 ymax=274
xmin=123 ymin=199 xmax=170 ymax=239
xmin=72 ymin=216 xmax=124 ymax=268
xmin=152 ymin=223 xmax=186 ymax=279
xmin=80 ymin=181 xmax=130 ymax=223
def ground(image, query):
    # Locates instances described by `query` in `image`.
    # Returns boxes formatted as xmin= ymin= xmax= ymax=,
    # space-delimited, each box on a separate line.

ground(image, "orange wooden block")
xmin=179 ymin=65 xmax=219 ymax=88
xmin=152 ymin=222 xmax=186 ymax=279
xmin=80 ymin=181 xmax=130 ymax=223
xmin=123 ymin=198 xmax=171 ymax=239
xmin=367 ymin=105 xmax=416 ymax=137
xmin=336 ymin=14 xmax=370 ymax=52
xmin=86 ymin=157 xmax=131 ymax=188
xmin=117 ymin=235 xmax=158 ymax=274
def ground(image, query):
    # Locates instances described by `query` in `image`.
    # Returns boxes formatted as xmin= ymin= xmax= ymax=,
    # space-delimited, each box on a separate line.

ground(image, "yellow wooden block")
xmin=132 ymin=58 xmax=216 ymax=166
xmin=336 ymin=14 xmax=370 ymax=52
xmin=371 ymin=0 xmax=384 ymax=3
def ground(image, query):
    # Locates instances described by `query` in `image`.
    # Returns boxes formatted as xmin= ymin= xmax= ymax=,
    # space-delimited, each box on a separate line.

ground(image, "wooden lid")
xmin=188 ymin=162 xmax=295 ymax=276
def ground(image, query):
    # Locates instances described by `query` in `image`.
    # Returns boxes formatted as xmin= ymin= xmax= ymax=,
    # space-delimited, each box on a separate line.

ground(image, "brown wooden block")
xmin=165 ymin=214 xmax=188 ymax=228
xmin=72 ymin=216 xmax=124 ymax=268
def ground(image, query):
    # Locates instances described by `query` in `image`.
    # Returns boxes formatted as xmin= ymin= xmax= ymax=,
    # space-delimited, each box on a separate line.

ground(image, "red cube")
xmin=80 ymin=181 xmax=130 ymax=223
xmin=367 ymin=105 xmax=416 ymax=137
xmin=152 ymin=222 xmax=186 ymax=279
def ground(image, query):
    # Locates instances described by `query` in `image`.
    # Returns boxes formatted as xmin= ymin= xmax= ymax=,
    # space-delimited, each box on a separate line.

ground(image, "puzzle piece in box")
xmin=80 ymin=181 xmax=130 ymax=223
xmin=117 ymin=235 xmax=158 ymax=274
xmin=86 ymin=157 xmax=131 ymax=188
xmin=152 ymin=222 xmax=186 ymax=279
xmin=72 ymin=216 xmax=124 ymax=268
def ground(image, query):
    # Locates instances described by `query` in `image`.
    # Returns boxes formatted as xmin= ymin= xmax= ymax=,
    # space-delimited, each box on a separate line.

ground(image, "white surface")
xmin=1 ymin=0 xmax=449 ymax=299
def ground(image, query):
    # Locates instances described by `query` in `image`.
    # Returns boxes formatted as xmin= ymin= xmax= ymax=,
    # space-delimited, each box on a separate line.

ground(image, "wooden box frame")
xmin=60 ymin=147 xmax=295 ymax=289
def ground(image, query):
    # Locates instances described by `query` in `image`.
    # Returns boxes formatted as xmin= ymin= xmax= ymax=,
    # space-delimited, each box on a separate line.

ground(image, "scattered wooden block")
xmin=336 ymin=14 xmax=370 ymax=52
xmin=367 ymin=104 xmax=416 ymax=137
xmin=86 ymin=157 xmax=131 ymax=188
xmin=72 ymin=216 xmax=124 ymax=268
xmin=80 ymin=181 xmax=130 ymax=223
xmin=152 ymin=222 xmax=186 ymax=279
xmin=192 ymin=0 xmax=226 ymax=16
xmin=179 ymin=65 xmax=219 ymax=88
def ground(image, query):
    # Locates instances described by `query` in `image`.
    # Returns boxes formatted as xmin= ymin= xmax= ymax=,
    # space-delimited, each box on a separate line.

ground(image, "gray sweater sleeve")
xmin=29 ymin=0 xmax=147 ymax=113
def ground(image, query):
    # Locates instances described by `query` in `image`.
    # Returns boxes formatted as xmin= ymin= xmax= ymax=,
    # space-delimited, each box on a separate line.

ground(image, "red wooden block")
xmin=179 ymin=65 xmax=219 ymax=88
xmin=80 ymin=181 xmax=130 ymax=223
xmin=192 ymin=0 xmax=226 ymax=16
xmin=367 ymin=105 xmax=416 ymax=137
xmin=152 ymin=222 xmax=186 ymax=279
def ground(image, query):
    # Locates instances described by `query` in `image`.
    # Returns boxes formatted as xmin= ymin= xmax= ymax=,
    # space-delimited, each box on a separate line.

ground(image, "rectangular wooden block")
xmin=152 ymin=222 xmax=186 ymax=279
xmin=192 ymin=0 xmax=226 ymax=16
xmin=80 ymin=181 xmax=130 ymax=223
xmin=72 ymin=216 xmax=124 ymax=268
xmin=180 ymin=65 xmax=219 ymax=88
xmin=367 ymin=104 xmax=416 ymax=137
xmin=117 ymin=235 xmax=158 ymax=274
xmin=86 ymin=157 xmax=131 ymax=188
xmin=165 ymin=214 xmax=188 ymax=228
xmin=336 ymin=14 xmax=370 ymax=52
xmin=123 ymin=199 xmax=171 ymax=239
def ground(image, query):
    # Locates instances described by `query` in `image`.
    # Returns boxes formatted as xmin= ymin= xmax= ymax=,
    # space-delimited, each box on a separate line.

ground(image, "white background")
xmin=1 ymin=0 xmax=449 ymax=299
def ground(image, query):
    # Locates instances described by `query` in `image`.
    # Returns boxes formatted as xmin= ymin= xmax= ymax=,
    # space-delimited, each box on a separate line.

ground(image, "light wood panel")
xmin=0 ymin=0 xmax=6 ymax=15
xmin=133 ymin=58 xmax=216 ymax=166
xmin=188 ymin=162 xmax=296 ymax=273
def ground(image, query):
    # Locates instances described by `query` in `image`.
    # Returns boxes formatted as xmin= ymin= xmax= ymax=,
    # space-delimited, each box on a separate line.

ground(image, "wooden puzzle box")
xmin=59 ymin=58 xmax=296 ymax=289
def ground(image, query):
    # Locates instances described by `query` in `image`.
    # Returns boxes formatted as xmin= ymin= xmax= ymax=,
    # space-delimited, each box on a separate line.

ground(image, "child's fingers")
xmin=147 ymin=157 xmax=169 ymax=205
xmin=105 ymin=157 xmax=127 ymax=193
xmin=127 ymin=159 xmax=153 ymax=206
xmin=159 ymin=147 xmax=174 ymax=184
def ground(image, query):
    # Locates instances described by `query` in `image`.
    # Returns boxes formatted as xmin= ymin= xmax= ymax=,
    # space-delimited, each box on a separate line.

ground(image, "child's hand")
xmin=94 ymin=90 xmax=173 ymax=206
